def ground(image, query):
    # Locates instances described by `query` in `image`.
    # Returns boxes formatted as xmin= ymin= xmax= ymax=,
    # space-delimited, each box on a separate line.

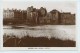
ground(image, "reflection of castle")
xmin=3 ymin=6 xmax=75 ymax=25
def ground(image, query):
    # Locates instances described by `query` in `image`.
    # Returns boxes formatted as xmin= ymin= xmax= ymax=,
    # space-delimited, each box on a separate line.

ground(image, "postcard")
xmin=1 ymin=0 xmax=77 ymax=50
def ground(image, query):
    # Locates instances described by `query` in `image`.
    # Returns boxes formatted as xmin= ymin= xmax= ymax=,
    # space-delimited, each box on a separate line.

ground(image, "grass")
xmin=3 ymin=34 xmax=76 ymax=47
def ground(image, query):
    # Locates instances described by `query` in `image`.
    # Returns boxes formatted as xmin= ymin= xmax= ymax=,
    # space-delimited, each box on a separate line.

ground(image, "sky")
xmin=3 ymin=1 xmax=76 ymax=14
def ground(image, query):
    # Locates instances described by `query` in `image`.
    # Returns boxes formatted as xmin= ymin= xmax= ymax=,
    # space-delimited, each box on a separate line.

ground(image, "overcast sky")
xmin=3 ymin=1 xmax=76 ymax=14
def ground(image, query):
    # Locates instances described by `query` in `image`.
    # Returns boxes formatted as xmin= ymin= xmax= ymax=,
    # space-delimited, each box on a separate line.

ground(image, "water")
xmin=3 ymin=25 xmax=76 ymax=41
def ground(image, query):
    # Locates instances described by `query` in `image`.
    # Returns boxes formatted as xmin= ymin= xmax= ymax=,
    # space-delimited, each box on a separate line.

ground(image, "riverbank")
xmin=3 ymin=35 xmax=76 ymax=47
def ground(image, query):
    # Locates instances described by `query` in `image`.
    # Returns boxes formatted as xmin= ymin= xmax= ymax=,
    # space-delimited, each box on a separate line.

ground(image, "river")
xmin=3 ymin=25 xmax=76 ymax=41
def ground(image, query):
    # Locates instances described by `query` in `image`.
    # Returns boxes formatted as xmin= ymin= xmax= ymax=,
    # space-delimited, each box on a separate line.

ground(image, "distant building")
xmin=3 ymin=8 xmax=27 ymax=25
xmin=39 ymin=7 xmax=47 ymax=17
xmin=27 ymin=6 xmax=38 ymax=24
xmin=60 ymin=12 xmax=75 ymax=25
xmin=3 ymin=6 xmax=75 ymax=25
xmin=3 ymin=9 xmax=14 ymax=19
xmin=3 ymin=9 xmax=14 ymax=25
xmin=22 ymin=10 xmax=27 ymax=23
xmin=49 ymin=9 xmax=60 ymax=24
xmin=38 ymin=7 xmax=47 ymax=24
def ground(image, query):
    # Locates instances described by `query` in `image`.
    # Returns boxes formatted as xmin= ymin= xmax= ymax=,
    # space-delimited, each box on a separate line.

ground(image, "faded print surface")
xmin=3 ymin=1 xmax=76 ymax=47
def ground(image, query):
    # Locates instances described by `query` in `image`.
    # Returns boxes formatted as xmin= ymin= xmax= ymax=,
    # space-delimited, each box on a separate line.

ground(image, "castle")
xmin=3 ymin=6 xmax=75 ymax=25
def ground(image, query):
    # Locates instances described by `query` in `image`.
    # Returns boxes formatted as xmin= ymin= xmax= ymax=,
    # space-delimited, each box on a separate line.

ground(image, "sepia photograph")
xmin=3 ymin=0 xmax=76 ymax=49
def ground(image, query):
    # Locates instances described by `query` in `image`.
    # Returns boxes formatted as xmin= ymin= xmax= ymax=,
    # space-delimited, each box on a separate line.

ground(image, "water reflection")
xmin=3 ymin=25 xmax=75 ymax=41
